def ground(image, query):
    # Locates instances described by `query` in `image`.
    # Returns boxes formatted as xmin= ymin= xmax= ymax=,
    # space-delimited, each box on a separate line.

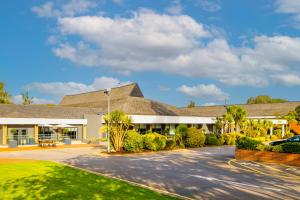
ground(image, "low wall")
xmin=235 ymin=149 xmax=300 ymax=167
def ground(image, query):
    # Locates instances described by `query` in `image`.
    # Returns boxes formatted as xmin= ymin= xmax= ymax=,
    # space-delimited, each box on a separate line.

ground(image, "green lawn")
xmin=0 ymin=160 xmax=177 ymax=200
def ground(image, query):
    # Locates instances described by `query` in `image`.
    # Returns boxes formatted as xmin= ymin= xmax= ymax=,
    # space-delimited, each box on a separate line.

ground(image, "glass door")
xmin=12 ymin=129 xmax=28 ymax=145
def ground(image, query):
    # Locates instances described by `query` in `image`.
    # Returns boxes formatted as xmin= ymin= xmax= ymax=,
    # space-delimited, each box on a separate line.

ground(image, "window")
xmin=63 ymin=128 xmax=78 ymax=139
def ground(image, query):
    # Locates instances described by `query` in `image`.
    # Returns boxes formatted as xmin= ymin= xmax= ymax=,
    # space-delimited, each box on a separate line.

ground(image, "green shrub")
xmin=236 ymin=137 xmax=262 ymax=150
xmin=178 ymin=143 xmax=185 ymax=148
xmin=283 ymin=131 xmax=294 ymax=139
xmin=274 ymin=129 xmax=282 ymax=138
xmin=256 ymin=144 xmax=273 ymax=151
xmin=217 ymin=134 xmax=225 ymax=145
xmin=223 ymin=133 xmax=236 ymax=145
xmin=175 ymin=124 xmax=188 ymax=146
xmin=165 ymin=139 xmax=176 ymax=150
xmin=185 ymin=127 xmax=206 ymax=148
xmin=123 ymin=130 xmax=143 ymax=152
xmin=280 ymin=142 xmax=300 ymax=154
xmin=205 ymin=134 xmax=220 ymax=145
xmin=143 ymin=133 xmax=167 ymax=151
xmin=272 ymin=145 xmax=284 ymax=153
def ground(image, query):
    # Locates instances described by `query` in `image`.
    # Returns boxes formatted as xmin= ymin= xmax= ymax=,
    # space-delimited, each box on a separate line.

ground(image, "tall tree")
xmin=0 ymin=82 xmax=12 ymax=104
xmin=22 ymin=91 xmax=33 ymax=105
xmin=225 ymin=105 xmax=247 ymax=133
xmin=102 ymin=110 xmax=132 ymax=152
xmin=246 ymin=95 xmax=287 ymax=104
xmin=187 ymin=100 xmax=196 ymax=108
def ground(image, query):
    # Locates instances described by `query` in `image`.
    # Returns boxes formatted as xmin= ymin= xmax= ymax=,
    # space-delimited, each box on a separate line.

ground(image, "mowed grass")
xmin=0 ymin=159 xmax=177 ymax=200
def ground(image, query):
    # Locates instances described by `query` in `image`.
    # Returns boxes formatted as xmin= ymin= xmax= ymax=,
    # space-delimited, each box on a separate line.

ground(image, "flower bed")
xmin=235 ymin=148 xmax=300 ymax=167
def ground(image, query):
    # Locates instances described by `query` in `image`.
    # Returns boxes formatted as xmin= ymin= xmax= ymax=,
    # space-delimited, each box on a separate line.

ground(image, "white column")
xmin=282 ymin=124 xmax=285 ymax=138
xmin=270 ymin=126 xmax=273 ymax=136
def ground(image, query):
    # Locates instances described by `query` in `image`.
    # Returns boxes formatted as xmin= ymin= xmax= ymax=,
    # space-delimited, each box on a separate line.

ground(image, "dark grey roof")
xmin=0 ymin=104 xmax=100 ymax=119
xmin=179 ymin=102 xmax=300 ymax=117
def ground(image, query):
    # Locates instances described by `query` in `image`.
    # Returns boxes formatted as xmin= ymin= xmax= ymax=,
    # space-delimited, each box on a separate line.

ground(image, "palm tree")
xmin=0 ymin=82 xmax=11 ymax=104
xmin=22 ymin=91 xmax=33 ymax=105
xmin=226 ymin=106 xmax=247 ymax=133
xmin=102 ymin=110 xmax=132 ymax=152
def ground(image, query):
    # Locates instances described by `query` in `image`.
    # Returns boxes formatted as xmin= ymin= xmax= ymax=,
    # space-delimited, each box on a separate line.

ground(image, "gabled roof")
xmin=179 ymin=101 xmax=300 ymax=117
xmin=60 ymin=83 xmax=144 ymax=107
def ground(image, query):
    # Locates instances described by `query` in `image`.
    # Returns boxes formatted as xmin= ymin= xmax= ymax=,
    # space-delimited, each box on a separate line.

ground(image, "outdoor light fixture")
xmin=104 ymin=88 xmax=111 ymax=152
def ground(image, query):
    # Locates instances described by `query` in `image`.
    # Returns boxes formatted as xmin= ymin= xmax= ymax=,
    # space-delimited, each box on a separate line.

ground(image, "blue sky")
xmin=1 ymin=0 xmax=300 ymax=106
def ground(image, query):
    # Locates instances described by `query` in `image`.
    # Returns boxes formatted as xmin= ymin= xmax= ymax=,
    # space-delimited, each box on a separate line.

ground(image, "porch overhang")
xmin=101 ymin=115 xmax=216 ymax=124
xmin=0 ymin=118 xmax=87 ymax=125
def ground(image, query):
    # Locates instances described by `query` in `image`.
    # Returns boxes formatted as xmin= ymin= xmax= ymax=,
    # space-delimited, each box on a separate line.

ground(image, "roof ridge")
xmin=179 ymin=101 xmax=300 ymax=109
xmin=63 ymin=82 xmax=136 ymax=97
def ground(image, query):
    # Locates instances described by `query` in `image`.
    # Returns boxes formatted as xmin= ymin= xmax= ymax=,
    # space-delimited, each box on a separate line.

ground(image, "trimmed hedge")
xmin=124 ymin=130 xmax=143 ymax=152
xmin=236 ymin=137 xmax=262 ymax=150
xmin=205 ymin=134 xmax=220 ymax=145
xmin=280 ymin=142 xmax=300 ymax=154
xmin=185 ymin=127 xmax=206 ymax=148
xmin=143 ymin=133 xmax=167 ymax=151
xmin=239 ymin=137 xmax=300 ymax=154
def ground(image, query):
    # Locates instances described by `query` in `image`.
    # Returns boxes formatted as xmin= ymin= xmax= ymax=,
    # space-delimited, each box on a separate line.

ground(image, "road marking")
xmin=190 ymin=175 xmax=282 ymax=192
xmin=228 ymin=159 xmax=300 ymax=180
xmin=129 ymin=156 xmax=169 ymax=161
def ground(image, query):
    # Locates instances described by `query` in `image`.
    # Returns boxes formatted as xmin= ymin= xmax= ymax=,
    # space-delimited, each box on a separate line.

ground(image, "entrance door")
xmin=13 ymin=129 xmax=28 ymax=145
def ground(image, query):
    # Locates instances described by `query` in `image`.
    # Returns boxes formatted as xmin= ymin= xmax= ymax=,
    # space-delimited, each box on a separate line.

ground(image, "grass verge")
xmin=0 ymin=159 xmax=177 ymax=200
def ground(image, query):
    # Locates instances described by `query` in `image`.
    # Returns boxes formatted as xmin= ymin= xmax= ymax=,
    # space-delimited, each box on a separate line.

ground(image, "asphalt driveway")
xmin=0 ymin=146 xmax=299 ymax=200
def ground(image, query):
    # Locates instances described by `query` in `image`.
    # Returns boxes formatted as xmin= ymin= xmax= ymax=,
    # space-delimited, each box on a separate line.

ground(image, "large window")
xmin=152 ymin=124 xmax=162 ymax=134
xmin=63 ymin=128 xmax=78 ymax=139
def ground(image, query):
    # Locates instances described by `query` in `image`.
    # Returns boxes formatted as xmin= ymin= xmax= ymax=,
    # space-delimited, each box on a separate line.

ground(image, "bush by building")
xmin=236 ymin=137 xmax=262 ymax=150
xmin=165 ymin=139 xmax=176 ymax=150
xmin=143 ymin=133 xmax=167 ymax=151
xmin=280 ymin=142 xmax=300 ymax=154
xmin=185 ymin=127 xmax=206 ymax=148
xmin=205 ymin=134 xmax=220 ymax=145
xmin=123 ymin=130 xmax=144 ymax=152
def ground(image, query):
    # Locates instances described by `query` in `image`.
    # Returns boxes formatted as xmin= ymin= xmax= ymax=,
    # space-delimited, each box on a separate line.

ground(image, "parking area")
xmin=0 ymin=146 xmax=299 ymax=200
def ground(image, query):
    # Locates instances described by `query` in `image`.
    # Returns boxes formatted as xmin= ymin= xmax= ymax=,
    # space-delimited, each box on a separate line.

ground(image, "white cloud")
xmin=112 ymin=0 xmax=124 ymax=5
xmin=13 ymin=95 xmax=55 ymax=105
xmin=32 ymin=5 xmax=300 ymax=87
xmin=275 ymin=0 xmax=300 ymax=28
xmin=272 ymin=74 xmax=300 ymax=86
xmin=166 ymin=0 xmax=183 ymax=15
xmin=32 ymin=0 xmax=97 ymax=18
xmin=201 ymin=102 xmax=216 ymax=106
xmin=24 ymin=76 xmax=131 ymax=100
xmin=177 ymin=84 xmax=229 ymax=101
xmin=194 ymin=0 xmax=221 ymax=12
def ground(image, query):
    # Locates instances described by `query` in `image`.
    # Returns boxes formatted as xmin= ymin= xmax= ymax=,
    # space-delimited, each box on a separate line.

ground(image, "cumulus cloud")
xmin=177 ymin=84 xmax=229 ymax=101
xmin=32 ymin=0 xmax=97 ymax=18
xmin=272 ymin=74 xmax=300 ymax=86
xmin=275 ymin=0 xmax=300 ymax=28
xmin=51 ymin=9 xmax=300 ymax=87
xmin=201 ymin=102 xmax=216 ymax=106
xmin=13 ymin=95 xmax=55 ymax=105
xmin=24 ymin=76 xmax=131 ymax=101
xmin=166 ymin=0 xmax=183 ymax=15
xmin=194 ymin=0 xmax=221 ymax=12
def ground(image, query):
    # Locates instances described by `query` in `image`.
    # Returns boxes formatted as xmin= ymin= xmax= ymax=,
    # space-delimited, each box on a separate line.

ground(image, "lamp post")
xmin=104 ymin=88 xmax=111 ymax=152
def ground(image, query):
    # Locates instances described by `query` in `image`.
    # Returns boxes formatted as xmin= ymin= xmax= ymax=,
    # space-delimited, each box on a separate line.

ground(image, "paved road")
xmin=0 ymin=146 xmax=300 ymax=200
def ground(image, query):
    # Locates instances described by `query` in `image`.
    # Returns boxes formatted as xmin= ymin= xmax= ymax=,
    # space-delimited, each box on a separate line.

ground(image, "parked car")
xmin=269 ymin=135 xmax=300 ymax=146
